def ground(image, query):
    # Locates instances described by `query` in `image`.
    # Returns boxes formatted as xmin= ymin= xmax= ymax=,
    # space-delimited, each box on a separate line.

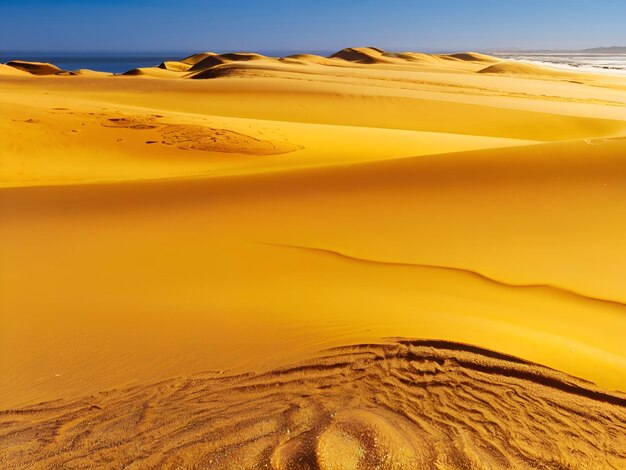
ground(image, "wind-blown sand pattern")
xmin=2 ymin=340 xmax=626 ymax=469
xmin=101 ymin=115 xmax=301 ymax=154
xmin=2 ymin=47 xmax=626 ymax=468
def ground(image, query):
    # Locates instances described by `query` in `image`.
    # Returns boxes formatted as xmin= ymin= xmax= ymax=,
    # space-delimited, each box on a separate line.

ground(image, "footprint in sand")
xmin=101 ymin=117 xmax=158 ymax=130
xmin=12 ymin=118 xmax=40 ymax=124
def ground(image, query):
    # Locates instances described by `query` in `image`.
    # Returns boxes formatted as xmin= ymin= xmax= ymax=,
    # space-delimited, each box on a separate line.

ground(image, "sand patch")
xmin=102 ymin=116 xmax=157 ymax=130
xmin=100 ymin=114 xmax=302 ymax=155
xmin=161 ymin=124 xmax=302 ymax=155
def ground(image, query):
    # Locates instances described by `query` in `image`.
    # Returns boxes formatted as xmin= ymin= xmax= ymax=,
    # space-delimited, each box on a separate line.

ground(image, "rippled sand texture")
xmin=2 ymin=48 xmax=626 ymax=468
xmin=2 ymin=340 xmax=626 ymax=469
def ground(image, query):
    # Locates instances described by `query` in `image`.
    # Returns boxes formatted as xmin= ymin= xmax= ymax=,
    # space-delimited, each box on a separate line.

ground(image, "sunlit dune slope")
xmin=446 ymin=52 xmax=500 ymax=63
xmin=2 ymin=48 xmax=626 ymax=188
xmin=1 ymin=340 xmax=625 ymax=469
xmin=478 ymin=61 xmax=576 ymax=78
xmin=2 ymin=136 xmax=626 ymax=409
xmin=1 ymin=47 xmax=626 ymax=426
xmin=158 ymin=61 xmax=193 ymax=72
xmin=56 ymin=69 xmax=112 ymax=77
xmin=179 ymin=51 xmax=217 ymax=65
xmin=121 ymin=67 xmax=187 ymax=78
xmin=0 ymin=64 xmax=31 ymax=76
xmin=330 ymin=47 xmax=395 ymax=64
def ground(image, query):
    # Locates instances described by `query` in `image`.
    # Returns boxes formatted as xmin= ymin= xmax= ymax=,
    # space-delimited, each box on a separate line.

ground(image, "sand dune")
xmin=281 ymin=54 xmax=338 ymax=66
xmin=5 ymin=60 xmax=62 ymax=75
xmin=179 ymin=51 xmax=217 ymax=65
xmin=158 ymin=60 xmax=193 ymax=72
xmin=0 ymin=64 xmax=31 ymax=76
xmin=3 ymin=133 xmax=626 ymax=406
xmin=325 ymin=47 xmax=489 ymax=68
xmin=2 ymin=47 xmax=626 ymax=468
xmin=186 ymin=55 xmax=229 ymax=71
xmin=381 ymin=51 xmax=438 ymax=63
xmin=330 ymin=47 xmax=395 ymax=64
xmin=121 ymin=67 xmax=187 ymax=78
xmin=188 ymin=52 xmax=273 ymax=71
xmin=478 ymin=61 xmax=573 ymax=77
xmin=55 ymin=69 xmax=113 ymax=77
xmin=150 ymin=48 xmax=509 ymax=77
xmin=74 ymin=69 xmax=112 ymax=76
xmin=1 ymin=340 xmax=625 ymax=469
xmin=446 ymin=52 xmax=500 ymax=62
xmin=1 ymin=48 xmax=594 ymax=80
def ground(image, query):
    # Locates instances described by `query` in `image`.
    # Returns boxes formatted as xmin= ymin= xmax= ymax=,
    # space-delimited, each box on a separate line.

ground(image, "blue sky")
xmin=1 ymin=0 xmax=625 ymax=52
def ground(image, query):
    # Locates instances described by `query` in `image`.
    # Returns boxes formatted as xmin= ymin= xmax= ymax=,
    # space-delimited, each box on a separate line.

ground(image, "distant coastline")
xmin=492 ymin=46 xmax=626 ymax=54
xmin=491 ymin=49 xmax=626 ymax=76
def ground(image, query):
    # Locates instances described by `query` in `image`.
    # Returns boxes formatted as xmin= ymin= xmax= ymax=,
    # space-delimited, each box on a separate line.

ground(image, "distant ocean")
xmin=0 ymin=51 xmax=334 ymax=74
xmin=492 ymin=53 xmax=626 ymax=75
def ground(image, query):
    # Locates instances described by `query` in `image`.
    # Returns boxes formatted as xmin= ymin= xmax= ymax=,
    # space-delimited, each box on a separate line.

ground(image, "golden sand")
xmin=2 ymin=340 xmax=626 ymax=469
xmin=1 ymin=48 xmax=626 ymax=468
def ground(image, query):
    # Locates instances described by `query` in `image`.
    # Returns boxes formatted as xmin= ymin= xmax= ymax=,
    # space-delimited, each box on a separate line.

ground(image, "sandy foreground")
xmin=1 ymin=48 xmax=626 ymax=468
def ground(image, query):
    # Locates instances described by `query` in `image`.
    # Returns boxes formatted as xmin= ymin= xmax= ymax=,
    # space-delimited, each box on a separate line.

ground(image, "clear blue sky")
xmin=1 ymin=0 xmax=625 ymax=53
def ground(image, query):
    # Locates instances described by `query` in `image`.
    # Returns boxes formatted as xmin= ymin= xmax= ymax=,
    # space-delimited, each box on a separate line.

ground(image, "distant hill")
xmin=581 ymin=46 xmax=626 ymax=53
xmin=494 ymin=46 xmax=626 ymax=54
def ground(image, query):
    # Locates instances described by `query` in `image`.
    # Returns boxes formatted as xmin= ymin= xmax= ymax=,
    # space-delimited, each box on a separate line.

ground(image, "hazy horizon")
xmin=1 ymin=47 xmax=626 ymax=56
xmin=1 ymin=0 xmax=625 ymax=53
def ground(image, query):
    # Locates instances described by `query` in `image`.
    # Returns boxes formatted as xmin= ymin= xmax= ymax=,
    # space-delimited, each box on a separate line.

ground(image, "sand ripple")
xmin=1 ymin=339 xmax=625 ymax=469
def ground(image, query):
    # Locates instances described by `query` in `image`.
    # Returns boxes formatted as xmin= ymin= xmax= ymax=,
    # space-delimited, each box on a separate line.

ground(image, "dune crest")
xmin=158 ymin=61 xmax=192 ymax=72
xmin=446 ymin=52 xmax=500 ymax=62
xmin=330 ymin=47 xmax=395 ymax=64
xmin=180 ymin=51 xmax=217 ymax=65
xmin=188 ymin=52 xmax=273 ymax=71
xmin=477 ymin=61 xmax=574 ymax=78
xmin=5 ymin=60 xmax=62 ymax=75
xmin=281 ymin=54 xmax=338 ymax=66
